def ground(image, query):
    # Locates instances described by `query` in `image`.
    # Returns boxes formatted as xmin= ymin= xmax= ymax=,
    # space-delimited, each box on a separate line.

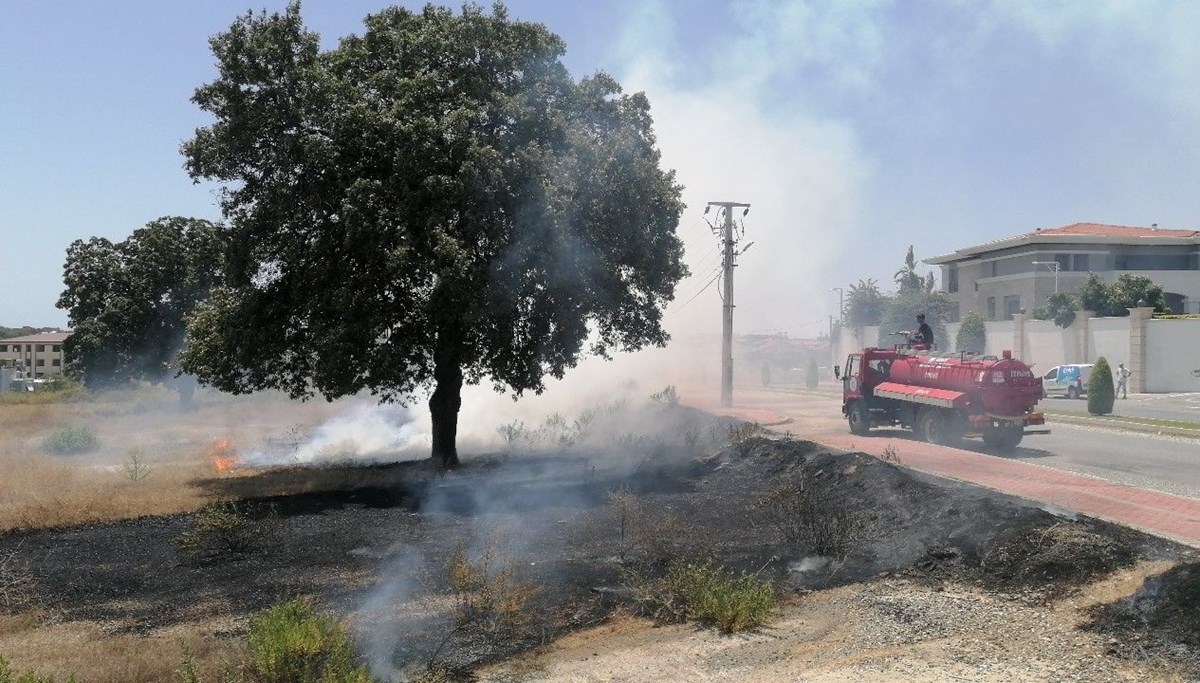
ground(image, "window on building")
xmin=52 ymin=358 xmax=61 ymax=367
xmin=35 ymin=344 xmax=45 ymax=352
xmin=36 ymin=359 xmax=45 ymax=367
xmin=1072 ymin=254 xmax=1089 ymax=271
xmin=1004 ymin=295 xmax=1022 ymax=319
xmin=1115 ymin=258 xmax=1129 ymax=270
xmin=52 ymin=344 xmax=61 ymax=352
xmin=947 ymin=265 xmax=959 ymax=293
xmin=0 ymin=345 xmax=7 ymax=352
xmin=1054 ymin=254 xmax=1070 ymax=270
xmin=987 ymin=297 xmax=996 ymax=320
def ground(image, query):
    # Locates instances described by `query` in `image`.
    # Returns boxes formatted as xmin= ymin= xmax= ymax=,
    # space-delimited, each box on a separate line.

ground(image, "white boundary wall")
xmin=1090 ymin=318 xmax=1130 ymax=369
xmin=1023 ymin=319 xmax=1069 ymax=373
xmin=1145 ymin=319 xmax=1200 ymax=392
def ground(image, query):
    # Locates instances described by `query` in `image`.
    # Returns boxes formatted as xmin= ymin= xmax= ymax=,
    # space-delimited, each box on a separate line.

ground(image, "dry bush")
xmin=755 ymin=478 xmax=864 ymax=560
xmin=0 ymin=549 xmax=34 ymax=613
xmin=608 ymin=491 xmax=679 ymax=565
xmin=425 ymin=537 xmax=543 ymax=671
xmin=726 ymin=421 xmax=764 ymax=447
xmin=174 ymin=503 xmax=253 ymax=558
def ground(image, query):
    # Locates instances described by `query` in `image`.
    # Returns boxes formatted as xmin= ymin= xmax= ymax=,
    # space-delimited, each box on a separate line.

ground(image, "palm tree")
xmin=894 ymin=245 xmax=922 ymax=294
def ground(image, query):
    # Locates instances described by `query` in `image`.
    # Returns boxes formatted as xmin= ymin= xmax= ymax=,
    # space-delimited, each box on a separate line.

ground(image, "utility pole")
xmin=707 ymin=201 xmax=750 ymax=407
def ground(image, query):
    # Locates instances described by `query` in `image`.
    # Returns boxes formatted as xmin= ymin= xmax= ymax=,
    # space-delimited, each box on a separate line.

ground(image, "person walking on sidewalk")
xmin=1116 ymin=362 xmax=1132 ymax=399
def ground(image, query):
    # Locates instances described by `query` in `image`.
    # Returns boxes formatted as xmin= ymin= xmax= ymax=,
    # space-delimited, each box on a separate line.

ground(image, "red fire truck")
xmin=834 ymin=336 xmax=1049 ymax=452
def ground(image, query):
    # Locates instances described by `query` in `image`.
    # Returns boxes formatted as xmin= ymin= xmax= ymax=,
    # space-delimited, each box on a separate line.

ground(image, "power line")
xmin=670 ymin=266 xmax=722 ymax=314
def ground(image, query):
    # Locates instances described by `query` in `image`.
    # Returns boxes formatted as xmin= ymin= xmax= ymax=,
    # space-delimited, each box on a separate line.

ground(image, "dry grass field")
xmin=0 ymin=388 xmax=345 ymax=533
xmin=0 ymin=388 xmax=369 ymax=681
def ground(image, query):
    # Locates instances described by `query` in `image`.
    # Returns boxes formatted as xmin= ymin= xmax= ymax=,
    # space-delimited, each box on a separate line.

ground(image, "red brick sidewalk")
xmin=685 ymin=396 xmax=1200 ymax=548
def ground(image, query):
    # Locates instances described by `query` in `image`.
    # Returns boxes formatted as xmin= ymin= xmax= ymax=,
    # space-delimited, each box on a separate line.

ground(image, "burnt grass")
xmin=1 ymin=405 xmax=1197 ymax=678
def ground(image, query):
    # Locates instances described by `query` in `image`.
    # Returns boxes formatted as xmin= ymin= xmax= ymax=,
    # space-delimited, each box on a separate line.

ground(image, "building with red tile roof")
xmin=926 ymin=223 xmax=1200 ymax=320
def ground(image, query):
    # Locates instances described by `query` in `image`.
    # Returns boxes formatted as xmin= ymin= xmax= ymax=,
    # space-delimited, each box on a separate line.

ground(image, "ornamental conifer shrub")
xmin=1088 ymin=356 xmax=1116 ymax=415
xmin=805 ymin=359 xmax=819 ymax=389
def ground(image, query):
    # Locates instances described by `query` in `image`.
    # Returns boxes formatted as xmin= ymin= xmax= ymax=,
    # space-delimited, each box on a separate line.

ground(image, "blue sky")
xmin=3 ymin=1 xmax=1199 ymax=338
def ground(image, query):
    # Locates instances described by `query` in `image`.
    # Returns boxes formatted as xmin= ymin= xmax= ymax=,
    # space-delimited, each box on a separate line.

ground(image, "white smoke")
xmin=240 ymin=402 xmax=428 ymax=467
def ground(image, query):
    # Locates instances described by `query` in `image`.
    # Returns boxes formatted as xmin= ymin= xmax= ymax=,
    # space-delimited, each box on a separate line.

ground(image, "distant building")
xmin=926 ymin=223 xmax=1200 ymax=320
xmin=0 ymin=332 xmax=70 ymax=379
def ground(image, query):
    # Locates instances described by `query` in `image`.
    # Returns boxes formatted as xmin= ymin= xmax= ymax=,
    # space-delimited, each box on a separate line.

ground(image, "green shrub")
xmin=955 ymin=312 xmax=987 ymax=353
xmin=1088 ymin=356 xmax=1116 ymax=415
xmin=0 ymin=656 xmax=77 ymax=683
xmin=40 ymin=425 xmax=99 ymax=454
xmin=244 ymin=599 xmax=373 ymax=683
xmin=173 ymin=503 xmax=252 ymax=558
xmin=630 ymin=561 xmax=774 ymax=633
xmin=804 ymin=359 xmax=819 ymax=389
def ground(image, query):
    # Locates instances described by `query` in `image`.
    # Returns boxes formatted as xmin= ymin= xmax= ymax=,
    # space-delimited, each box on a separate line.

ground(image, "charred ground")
xmin=2 ymin=405 xmax=1198 ymax=679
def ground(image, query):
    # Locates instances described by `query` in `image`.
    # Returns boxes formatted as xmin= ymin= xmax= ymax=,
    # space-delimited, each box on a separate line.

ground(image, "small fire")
xmin=210 ymin=439 xmax=240 ymax=473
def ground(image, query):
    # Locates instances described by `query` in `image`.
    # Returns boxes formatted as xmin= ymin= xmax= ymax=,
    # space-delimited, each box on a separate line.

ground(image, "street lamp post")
xmin=1032 ymin=261 xmax=1060 ymax=306
xmin=832 ymin=287 xmax=844 ymax=322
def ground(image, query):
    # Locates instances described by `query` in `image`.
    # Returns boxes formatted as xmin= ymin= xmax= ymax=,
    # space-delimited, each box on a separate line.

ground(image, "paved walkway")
xmin=685 ymin=395 xmax=1200 ymax=548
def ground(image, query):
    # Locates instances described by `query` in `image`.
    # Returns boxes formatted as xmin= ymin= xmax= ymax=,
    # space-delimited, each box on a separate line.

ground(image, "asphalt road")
xmin=747 ymin=384 xmax=1200 ymax=500
xmin=964 ymin=421 xmax=1200 ymax=500
xmin=1040 ymin=391 xmax=1200 ymax=423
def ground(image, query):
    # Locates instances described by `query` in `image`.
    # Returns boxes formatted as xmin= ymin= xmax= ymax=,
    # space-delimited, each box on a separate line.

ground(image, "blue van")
xmin=1041 ymin=364 xmax=1094 ymax=399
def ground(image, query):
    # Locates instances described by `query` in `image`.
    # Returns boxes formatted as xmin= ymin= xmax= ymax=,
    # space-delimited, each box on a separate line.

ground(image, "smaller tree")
xmin=955 ymin=312 xmax=987 ymax=354
xmin=843 ymin=278 xmax=887 ymax=327
xmin=1087 ymin=356 xmax=1116 ymax=415
xmin=57 ymin=216 xmax=223 ymax=407
xmin=1043 ymin=292 xmax=1078 ymax=328
xmin=1079 ymin=273 xmax=1110 ymax=315
xmin=805 ymin=358 xmax=819 ymax=389
xmin=1109 ymin=274 xmax=1168 ymax=313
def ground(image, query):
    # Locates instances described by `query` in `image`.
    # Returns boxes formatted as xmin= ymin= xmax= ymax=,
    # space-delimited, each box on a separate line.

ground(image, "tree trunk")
xmin=429 ymin=337 xmax=464 ymax=470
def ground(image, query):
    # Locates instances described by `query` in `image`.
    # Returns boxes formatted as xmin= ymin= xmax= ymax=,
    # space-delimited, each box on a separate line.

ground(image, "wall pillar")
xmin=1012 ymin=311 xmax=1030 ymax=361
xmin=1127 ymin=306 xmax=1154 ymax=394
xmin=1073 ymin=310 xmax=1095 ymax=364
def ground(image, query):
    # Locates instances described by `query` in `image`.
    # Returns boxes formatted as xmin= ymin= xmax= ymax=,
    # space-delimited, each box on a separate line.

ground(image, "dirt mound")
xmin=1086 ymin=560 xmax=1200 ymax=671
xmin=978 ymin=522 xmax=1140 ymax=599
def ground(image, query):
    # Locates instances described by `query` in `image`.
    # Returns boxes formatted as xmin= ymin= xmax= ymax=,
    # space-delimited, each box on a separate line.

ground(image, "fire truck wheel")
xmin=916 ymin=407 xmax=947 ymax=445
xmin=847 ymin=401 xmax=871 ymax=435
xmin=982 ymin=424 xmax=1023 ymax=452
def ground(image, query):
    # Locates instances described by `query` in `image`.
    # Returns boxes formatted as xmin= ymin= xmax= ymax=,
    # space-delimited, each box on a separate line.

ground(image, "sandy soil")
xmin=480 ymin=562 xmax=1191 ymax=682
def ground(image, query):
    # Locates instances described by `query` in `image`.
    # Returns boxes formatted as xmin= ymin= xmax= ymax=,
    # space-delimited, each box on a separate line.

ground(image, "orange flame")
xmin=210 ymin=439 xmax=240 ymax=473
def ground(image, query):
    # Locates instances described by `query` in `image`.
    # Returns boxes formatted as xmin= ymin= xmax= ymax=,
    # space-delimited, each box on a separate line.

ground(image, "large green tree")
xmin=56 ymin=216 xmax=224 ymax=404
xmin=179 ymin=3 xmax=686 ymax=468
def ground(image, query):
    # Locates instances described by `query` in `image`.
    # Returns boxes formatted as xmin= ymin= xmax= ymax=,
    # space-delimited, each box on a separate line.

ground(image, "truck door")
xmin=842 ymin=355 xmax=861 ymax=399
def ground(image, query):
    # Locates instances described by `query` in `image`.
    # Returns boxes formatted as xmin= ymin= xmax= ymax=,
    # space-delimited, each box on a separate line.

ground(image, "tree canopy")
xmin=56 ymin=216 xmax=224 ymax=401
xmin=843 ymin=278 xmax=886 ymax=327
xmin=179 ymin=3 xmax=686 ymax=468
xmin=1031 ymin=292 xmax=1078 ymax=328
xmin=1078 ymin=273 xmax=1167 ymax=317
